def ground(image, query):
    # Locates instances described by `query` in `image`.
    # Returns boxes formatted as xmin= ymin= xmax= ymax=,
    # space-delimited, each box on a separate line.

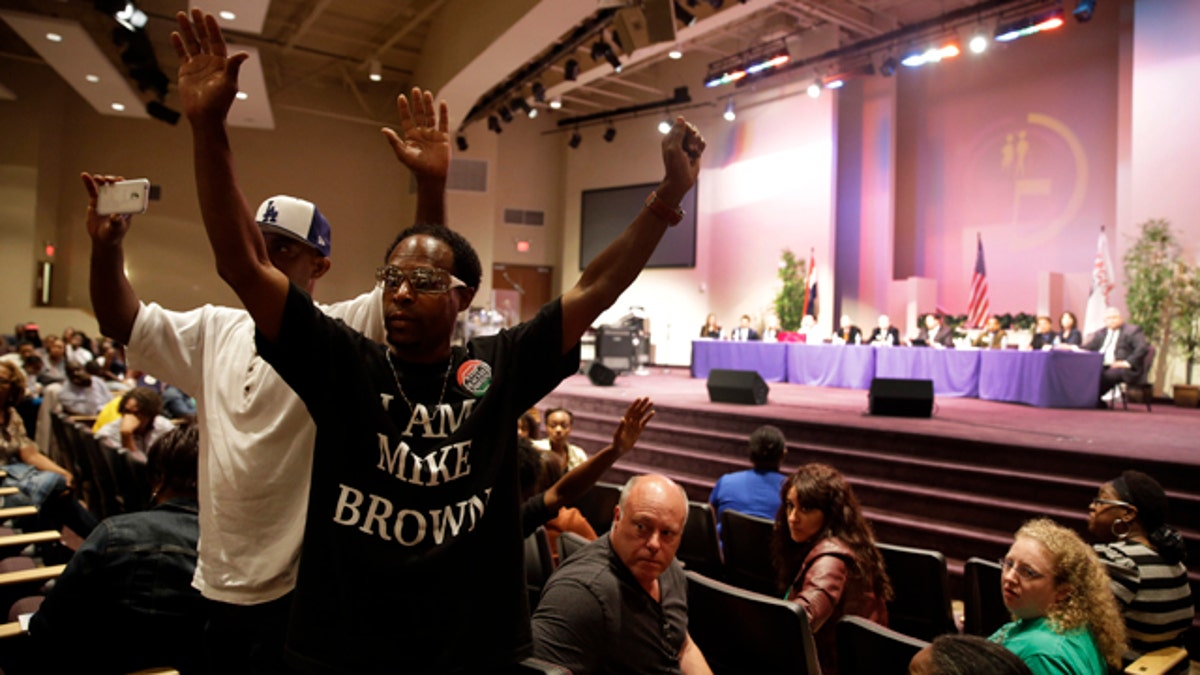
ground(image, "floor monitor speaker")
xmin=868 ymin=378 xmax=934 ymax=417
xmin=587 ymin=362 xmax=617 ymax=387
xmin=706 ymin=369 xmax=768 ymax=405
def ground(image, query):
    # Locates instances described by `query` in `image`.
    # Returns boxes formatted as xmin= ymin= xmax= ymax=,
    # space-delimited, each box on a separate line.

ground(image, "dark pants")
xmin=205 ymin=592 xmax=295 ymax=675
xmin=1100 ymin=365 xmax=1139 ymax=395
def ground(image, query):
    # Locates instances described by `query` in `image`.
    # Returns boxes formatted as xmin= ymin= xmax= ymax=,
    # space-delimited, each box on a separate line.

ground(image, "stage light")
xmin=658 ymin=118 xmax=672 ymax=134
xmin=549 ymin=98 xmax=563 ymax=109
xmin=114 ymin=2 xmax=148 ymax=31
xmin=825 ymin=79 xmax=844 ymax=89
xmin=146 ymin=100 xmax=180 ymax=125
xmin=723 ymin=98 xmax=735 ymax=122
xmin=668 ymin=47 xmax=683 ymax=60
xmin=568 ymin=131 xmax=582 ymax=149
xmin=901 ymin=44 xmax=960 ymax=68
xmin=111 ymin=102 xmax=126 ymax=111
xmin=1073 ymin=0 xmax=1096 ymax=23
xmin=807 ymin=81 xmax=821 ymax=98
xmin=488 ymin=115 xmax=502 ymax=134
xmin=527 ymin=107 xmax=538 ymax=119
xmin=969 ymin=34 xmax=989 ymax=54
xmin=564 ymin=59 xmax=580 ymax=81
xmin=369 ymin=59 xmax=382 ymax=82
xmin=879 ymin=56 xmax=897 ymax=77
xmin=46 ymin=32 xmax=63 ymax=43
xmin=498 ymin=106 xmax=513 ymax=123
xmin=236 ymin=91 xmax=248 ymax=100
xmin=604 ymin=124 xmax=617 ymax=142
xmin=995 ymin=9 xmax=1065 ymax=42
xmin=85 ymin=74 xmax=100 ymax=83
xmin=511 ymin=97 xmax=532 ymax=114
xmin=591 ymin=41 xmax=607 ymax=62
xmin=531 ymin=81 xmax=546 ymax=103
xmin=456 ymin=135 xmax=468 ymax=152
xmin=610 ymin=29 xmax=624 ymax=54
xmin=219 ymin=10 xmax=236 ymax=20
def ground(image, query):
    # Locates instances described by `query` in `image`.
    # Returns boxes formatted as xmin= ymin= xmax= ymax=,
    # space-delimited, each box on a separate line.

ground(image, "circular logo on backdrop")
xmin=457 ymin=360 xmax=492 ymax=397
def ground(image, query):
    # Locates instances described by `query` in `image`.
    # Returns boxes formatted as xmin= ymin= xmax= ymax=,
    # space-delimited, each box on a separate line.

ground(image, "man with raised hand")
xmin=86 ymin=72 xmax=450 ymax=675
xmin=171 ymin=8 xmax=704 ymax=672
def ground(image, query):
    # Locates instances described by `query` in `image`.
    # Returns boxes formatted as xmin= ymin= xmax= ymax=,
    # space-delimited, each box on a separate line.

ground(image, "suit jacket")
xmin=1030 ymin=331 xmax=1056 ymax=350
xmin=868 ymin=326 xmax=900 ymax=345
xmin=835 ymin=326 xmax=862 ymax=344
xmin=972 ymin=330 xmax=1007 ymax=349
xmin=1083 ymin=324 xmax=1149 ymax=372
xmin=917 ymin=325 xmax=955 ymax=348
xmin=731 ymin=327 xmax=760 ymax=341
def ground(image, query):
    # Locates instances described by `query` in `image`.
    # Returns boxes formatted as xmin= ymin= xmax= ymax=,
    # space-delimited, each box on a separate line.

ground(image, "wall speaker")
xmin=706 ymin=369 xmax=768 ymax=405
xmin=587 ymin=362 xmax=617 ymax=387
xmin=868 ymin=378 xmax=933 ymax=417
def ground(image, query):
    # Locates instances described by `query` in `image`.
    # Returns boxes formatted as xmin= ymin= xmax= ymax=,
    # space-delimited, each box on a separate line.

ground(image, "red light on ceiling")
xmin=44 ymin=243 xmax=56 ymax=258
xmin=516 ymin=240 xmax=531 ymax=253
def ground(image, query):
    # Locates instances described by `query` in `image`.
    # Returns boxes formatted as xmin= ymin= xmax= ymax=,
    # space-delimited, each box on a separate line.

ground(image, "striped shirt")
xmin=1094 ymin=540 xmax=1194 ymax=654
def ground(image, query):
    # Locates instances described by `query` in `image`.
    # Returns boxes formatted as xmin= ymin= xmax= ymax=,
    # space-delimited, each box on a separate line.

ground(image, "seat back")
xmin=877 ymin=542 xmax=956 ymax=641
xmin=719 ymin=509 xmax=778 ymax=596
xmin=573 ymin=481 xmax=621 ymax=534
xmin=686 ymin=570 xmax=820 ymax=675
xmin=525 ymin=527 xmax=554 ymax=611
xmin=835 ymin=615 xmax=927 ymax=675
xmin=963 ymin=557 xmax=1010 ymax=637
xmin=678 ymin=501 xmax=723 ymax=580
xmin=556 ymin=530 xmax=590 ymax=564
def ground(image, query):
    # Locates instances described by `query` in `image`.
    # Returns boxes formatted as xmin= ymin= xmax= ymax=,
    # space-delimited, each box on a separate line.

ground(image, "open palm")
xmin=383 ymin=88 xmax=450 ymax=181
xmin=171 ymin=10 xmax=248 ymax=121
xmin=612 ymin=397 xmax=655 ymax=456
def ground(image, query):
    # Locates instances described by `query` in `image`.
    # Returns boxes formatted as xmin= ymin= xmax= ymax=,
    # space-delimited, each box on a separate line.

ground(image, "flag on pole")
xmin=1083 ymin=226 xmax=1115 ymax=336
xmin=966 ymin=233 xmax=989 ymax=329
xmin=801 ymin=247 xmax=818 ymax=319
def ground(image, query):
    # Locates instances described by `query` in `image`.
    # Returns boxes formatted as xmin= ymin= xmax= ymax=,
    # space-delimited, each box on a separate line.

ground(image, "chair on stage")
xmin=835 ymin=615 xmax=927 ymax=675
xmin=962 ymin=556 xmax=1010 ymax=637
xmin=1111 ymin=343 xmax=1155 ymax=412
xmin=877 ymin=542 xmax=957 ymax=641
xmin=685 ymin=570 xmax=820 ymax=675
xmin=719 ymin=509 xmax=777 ymax=596
xmin=678 ymin=501 xmax=723 ymax=580
xmin=573 ymin=481 xmax=621 ymax=534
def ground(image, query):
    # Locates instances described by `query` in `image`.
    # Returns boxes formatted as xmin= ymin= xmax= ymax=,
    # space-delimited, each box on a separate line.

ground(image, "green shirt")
xmin=990 ymin=616 xmax=1106 ymax=675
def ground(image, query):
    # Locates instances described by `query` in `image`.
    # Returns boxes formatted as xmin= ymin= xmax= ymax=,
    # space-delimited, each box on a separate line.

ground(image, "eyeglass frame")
xmin=998 ymin=556 xmax=1047 ymax=582
xmin=1090 ymin=497 xmax=1135 ymax=510
xmin=374 ymin=265 xmax=468 ymax=294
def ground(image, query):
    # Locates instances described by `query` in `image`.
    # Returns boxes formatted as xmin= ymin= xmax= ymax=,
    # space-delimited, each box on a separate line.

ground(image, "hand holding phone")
xmin=96 ymin=178 xmax=151 ymax=216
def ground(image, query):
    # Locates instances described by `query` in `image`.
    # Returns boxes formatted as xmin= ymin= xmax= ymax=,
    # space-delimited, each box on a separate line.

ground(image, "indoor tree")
xmin=1123 ymin=218 xmax=1181 ymax=392
xmin=774 ymin=249 xmax=808 ymax=332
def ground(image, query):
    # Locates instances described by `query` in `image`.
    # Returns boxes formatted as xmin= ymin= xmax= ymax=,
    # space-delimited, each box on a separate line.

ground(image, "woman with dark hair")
xmin=0 ymin=360 xmax=73 ymax=507
xmin=710 ymin=425 xmax=788 ymax=531
xmin=910 ymin=634 xmax=1033 ymax=675
xmin=1056 ymin=311 xmax=1082 ymax=346
xmin=700 ymin=313 xmax=722 ymax=339
xmin=94 ymin=386 xmax=175 ymax=462
xmin=771 ymin=463 xmax=892 ymax=674
xmin=1087 ymin=471 xmax=1194 ymax=656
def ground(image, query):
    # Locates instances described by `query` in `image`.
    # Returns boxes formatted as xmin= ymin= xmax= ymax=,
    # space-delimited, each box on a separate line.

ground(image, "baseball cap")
xmin=255 ymin=195 xmax=332 ymax=257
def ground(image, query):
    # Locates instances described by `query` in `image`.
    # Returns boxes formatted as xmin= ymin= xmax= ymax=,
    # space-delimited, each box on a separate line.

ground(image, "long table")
xmin=690 ymin=340 xmax=1103 ymax=408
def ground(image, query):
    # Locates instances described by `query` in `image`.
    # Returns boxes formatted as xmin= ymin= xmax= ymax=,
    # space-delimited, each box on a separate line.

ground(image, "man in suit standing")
xmin=916 ymin=313 xmax=955 ymax=348
xmin=1083 ymin=307 xmax=1149 ymax=399
xmin=731 ymin=314 xmax=760 ymax=341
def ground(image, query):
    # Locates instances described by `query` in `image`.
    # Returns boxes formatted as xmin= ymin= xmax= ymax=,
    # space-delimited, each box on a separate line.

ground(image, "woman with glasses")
xmin=991 ymin=518 xmax=1126 ymax=675
xmin=1087 ymin=471 xmax=1194 ymax=657
xmin=0 ymin=360 xmax=73 ymax=507
xmin=771 ymin=463 xmax=892 ymax=674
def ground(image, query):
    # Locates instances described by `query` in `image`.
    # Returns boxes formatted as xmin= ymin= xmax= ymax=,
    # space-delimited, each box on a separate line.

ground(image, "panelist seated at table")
xmin=914 ymin=313 xmax=955 ymax=348
xmin=972 ymin=316 xmax=1009 ymax=349
xmin=832 ymin=314 xmax=862 ymax=345
xmin=867 ymin=315 xmax=900 ymax=346
xmin=762 ymin=314 xmax=782 ymax=342
xmin=1082 ymin=307 xmax=1149 ymax=400
xmin=700 ymin=313 xmax=722 ymax=339
xmin=730 ymin=314 xmax=760 ymax=341
xmin=1028 ymin=315 xmax=1057 ymax=351
xmin=1055 ymin=310 xmax=1083 ymax=347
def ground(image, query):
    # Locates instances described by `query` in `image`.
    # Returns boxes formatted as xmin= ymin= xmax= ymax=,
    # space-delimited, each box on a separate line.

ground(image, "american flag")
xmin=966 ymin=233 xmax=989 ymax=328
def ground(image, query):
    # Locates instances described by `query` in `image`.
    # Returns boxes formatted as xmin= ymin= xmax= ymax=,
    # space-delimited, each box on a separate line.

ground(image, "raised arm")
xmin=171 ymin=10 xmax=289 ymax=340
xmin=84 ymin=173 xmax=139 ymax=345
xmin=559 ymin=117 xmax=705 ymax=353
xmin=543 ymin=397 xmax=654 ymax=511
xmin=382 ymin=88 xmax=449 ymax=226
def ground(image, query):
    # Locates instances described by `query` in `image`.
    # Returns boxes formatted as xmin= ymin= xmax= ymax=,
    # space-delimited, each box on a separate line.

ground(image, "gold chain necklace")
xmin=385 ymin=350 xmax=453 ymax=415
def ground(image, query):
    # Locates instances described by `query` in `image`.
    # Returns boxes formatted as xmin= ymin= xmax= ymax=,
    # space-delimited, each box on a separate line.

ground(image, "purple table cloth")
xmin=978 ymin=350 xmax=1103 ymax=408
xmin=690 ymin=340 xmax=789 ymax=382
xmin=874 ymin=348 xmax=981 ymax=398
xmin=786 ymin=344 xmax=877 ymax=389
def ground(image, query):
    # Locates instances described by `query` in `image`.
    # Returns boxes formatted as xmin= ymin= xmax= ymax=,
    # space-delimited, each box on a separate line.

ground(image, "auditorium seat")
xmin=525 ymin=527 xmax=554 ymax=611
xmin=572 ymin=481 xmax=621 ymax=534
xmin=678 ymin=501 xmax=723 ymax=580
xmin=556 ymin=530 xmax=590 ymax=564
xmin=686 ymin=570 xmax=820 ymax=675
xmin=1111 ymin=343 xmax=1155 ymax=412
xmin=835 ymin=615 xmax=927 ymax=675
xmin=0 ymin=531 xmax=60 ymax=560
xmin=963 ymin=556 xmax=1010 ymax=637
xmin=719 ymin=509 xmax=777 ymax=596
xmin=877 ymin=542 xmax=957 ymax=641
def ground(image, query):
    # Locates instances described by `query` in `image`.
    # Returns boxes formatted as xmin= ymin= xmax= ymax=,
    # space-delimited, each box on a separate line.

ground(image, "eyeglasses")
xmin=999 ymin=557 xmax=1046 ymax=582
xmin=374 ymin=266 xmax=467 ymax=294
xmin=1091 ymin=497 xmax=1134 ymax=510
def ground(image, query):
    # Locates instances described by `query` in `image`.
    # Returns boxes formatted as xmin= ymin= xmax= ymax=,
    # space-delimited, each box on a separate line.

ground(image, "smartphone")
xmin=96 ymin=178 xmax=151 ymax=216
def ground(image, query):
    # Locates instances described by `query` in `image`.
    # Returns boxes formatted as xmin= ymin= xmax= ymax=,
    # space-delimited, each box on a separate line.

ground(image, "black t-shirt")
xmin=258 ymin=284 xmax=579 ymax=673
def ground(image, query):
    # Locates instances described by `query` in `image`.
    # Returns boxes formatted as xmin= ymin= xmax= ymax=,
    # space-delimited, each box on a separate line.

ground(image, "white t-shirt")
xmin=531 ymin=437 xmax=588 ymax=471
xmin=127 ymin=287 xmax=384 ymax=604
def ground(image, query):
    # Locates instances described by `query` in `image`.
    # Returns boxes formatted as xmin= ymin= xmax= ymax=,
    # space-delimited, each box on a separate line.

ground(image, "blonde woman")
xmin=991 ymin=518 xmax=1126 ymax=675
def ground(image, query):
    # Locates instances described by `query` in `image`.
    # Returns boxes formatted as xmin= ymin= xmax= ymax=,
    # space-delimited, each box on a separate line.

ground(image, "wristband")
xmin=645 ymin=190 xmax=684 ymax=226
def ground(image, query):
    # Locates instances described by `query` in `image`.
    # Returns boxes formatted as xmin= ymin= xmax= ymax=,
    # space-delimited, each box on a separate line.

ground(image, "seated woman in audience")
xmin=534 ymin=406 xmax=588 ymax=471
xmin=771 ymin=463 xmax=892 ymax=674
xmin=30 ymin=424 xmax=205 ymax=674
xmin=700 ymin=312 xmax=722 ymax=339
xmin=710 ymin=424 xmax=788 ymax=534
xmin=990 ymin=518 xmax=1126 ymax=675
xmin=1087 ymin=470 xmax=1194 ymax=657
xmin=910 ymin=634 xmax=1033 ymax=675
xmin=0 ymin=360 xmax=73 ymax=507
xmin=94 ymin=386 xmax=175 ymax=463
xmin=517 ymin=409 xmax=541 ymax=440
xmin=1056 ymin=311 xmax=1082 ymax=347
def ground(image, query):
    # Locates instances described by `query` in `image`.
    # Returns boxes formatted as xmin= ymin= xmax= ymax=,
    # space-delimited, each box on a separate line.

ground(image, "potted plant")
xmin=1123 ymin=219 xmax=1181 ymax=396
xmin=774 ymin=249 xmax=807 ymax=332
xmin=1170 ymin=261 xmax=1200 ymax=407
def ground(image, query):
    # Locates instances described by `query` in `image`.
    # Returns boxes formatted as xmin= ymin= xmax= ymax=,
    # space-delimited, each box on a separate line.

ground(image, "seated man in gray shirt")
xmin=532 ymin=474 xmax=712 ymax=674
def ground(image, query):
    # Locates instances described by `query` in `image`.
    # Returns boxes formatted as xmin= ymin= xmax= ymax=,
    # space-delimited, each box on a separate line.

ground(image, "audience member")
xmin=917 ymin=313 xmax=955 ymax=348
xmin=1082 ymin=307 xmax=1149 ymax=403
xmin=771 ymin=463 xmax=892 ymax=674
xmin=990 ymin=518 xmax=1126 ymax=674
xmin=29 ymin=424 xmax=206 ymax=674
xmin=910 ymin=634 xmax=1034 ymax=675
xmin=65 ymin=330 xmax=95 ymax=367
xmin=57 ymin=363 xmax=113 ymax=416
xmin=532 ymin=474 xmax=712 ymax=674
xmin=517 ymin=409 xmax=542 ymax=440
xmin=709 ymin=424 xmax=788 ymax=533
xmin=37 ymin=335 xmax=69 ymax=385
xmin=868 ymin=314 xmax=900 ymax=346
xmin=534 ymin=407 xmax=589 ymax=471
xmin=1029 ymin=316 xmax=1056 ymax=351
xmin=834 ymin=314 xmax=862 ymax=345
xmin=700 ymin=313 xmax=722 ymax=339
xmin=973 ymin=316 xmax=1008 ymax=349
xmin=1087 ymin=471 xmax=1193 ymax=656
xmin=94 ymin=387 xmax=174 ymax=463
xmin=731 ymin=314 xmax=759 ymax=341
xmin=1056 ymin=311 xmax=1083 ymax=347
xmin=171 ymin=9 xmax=704 ymax=670
xmin=0 ymin=361 xmax=73 ymax=507
xmin=0 ymin=341 xmax=36 ymax=369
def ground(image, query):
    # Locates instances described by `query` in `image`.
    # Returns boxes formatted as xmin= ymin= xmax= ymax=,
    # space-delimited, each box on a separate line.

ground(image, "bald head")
xmin=1104 ymin=307 xmax=1124 ymax=330
xmin=611 ymin=475 xmax=689 ymax=592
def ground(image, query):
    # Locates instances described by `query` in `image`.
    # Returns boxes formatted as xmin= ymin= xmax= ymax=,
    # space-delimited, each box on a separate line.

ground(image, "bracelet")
xmin=644 ymin=190 xmax=684 ymax=226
